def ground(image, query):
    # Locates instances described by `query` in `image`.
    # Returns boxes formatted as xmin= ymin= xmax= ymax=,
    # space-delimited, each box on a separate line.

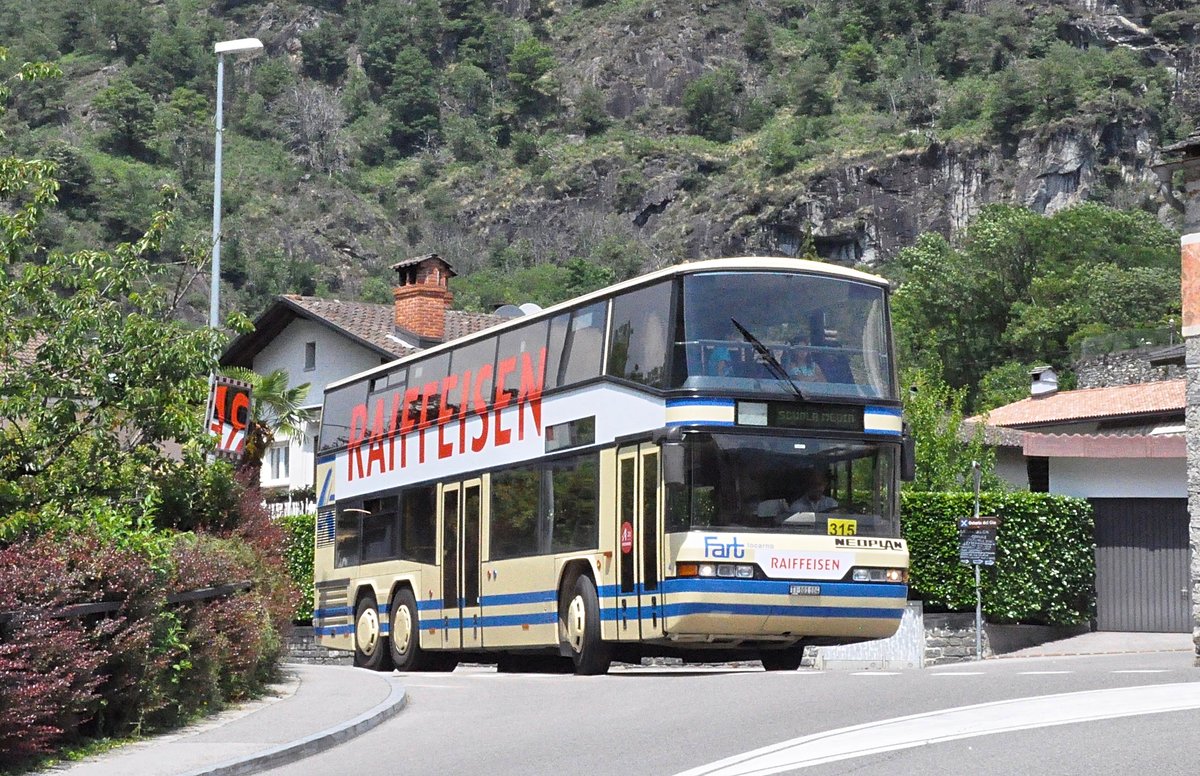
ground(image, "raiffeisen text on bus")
xmin=345 ymin=348 xmax=547 ymax=481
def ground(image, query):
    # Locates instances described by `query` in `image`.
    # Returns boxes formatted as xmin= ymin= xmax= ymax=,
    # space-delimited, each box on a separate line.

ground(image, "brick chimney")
xmin=392 ymin=254 xmax=455 ymax=343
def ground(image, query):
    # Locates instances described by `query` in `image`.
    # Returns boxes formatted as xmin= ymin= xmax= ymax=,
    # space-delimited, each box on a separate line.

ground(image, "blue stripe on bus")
xmin=314 ymin=605 xmax=353 ymax=619
xmin=666 ymin=398 xmax=736 ymax=407
xmin=661 ymin=579 xmax=907 ymax=599
xmin=864 ymin=405 xmax=902 ymax=416
xmin=666 ymin=419 xmax=736 ymax=427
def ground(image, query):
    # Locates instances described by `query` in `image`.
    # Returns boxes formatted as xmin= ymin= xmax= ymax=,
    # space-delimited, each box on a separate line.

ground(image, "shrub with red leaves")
xmin=0 ymin=531 xmax=166 ymax=766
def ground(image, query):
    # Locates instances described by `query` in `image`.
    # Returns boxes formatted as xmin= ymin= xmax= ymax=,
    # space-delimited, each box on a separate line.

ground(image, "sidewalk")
xmin=38 ymin=664 xmax=405 ymax=776
xmin=996 ymin=631 xmax=1195 ymax=659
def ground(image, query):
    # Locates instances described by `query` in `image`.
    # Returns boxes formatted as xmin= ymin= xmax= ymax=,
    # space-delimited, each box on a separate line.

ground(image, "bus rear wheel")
xmin=389 ymin=588 xmax=457 ymax=672
xmin=759 ymin=646 xmax=805 ymax=671
xmin=354 ymin=594 xmax=390 ymax=671
xmin=561 ymin=575 xmax=612 ymax=676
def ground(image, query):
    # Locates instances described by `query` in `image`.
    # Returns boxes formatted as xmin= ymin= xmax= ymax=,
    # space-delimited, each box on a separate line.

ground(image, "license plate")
xmin=827 ymin=518 xmax=857 ymax=536
xmin=789 ymin=584 xmax=820 ymax=596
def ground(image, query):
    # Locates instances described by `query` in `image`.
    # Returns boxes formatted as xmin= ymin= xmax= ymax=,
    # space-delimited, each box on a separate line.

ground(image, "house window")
xmin=304 ymin=341 xmax=316 ymax=371
xmin=1027 ymin=457 xmax=1049 ymax=493
xmin=269 ymin=444 xmax=290 ymax=481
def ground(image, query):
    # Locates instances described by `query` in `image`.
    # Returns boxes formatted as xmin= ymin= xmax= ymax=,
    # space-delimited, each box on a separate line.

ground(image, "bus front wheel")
xmin=354 ymin=594 xmax=389 ymax=671
xmin=561 ymin=575 xmax=612 ymax=675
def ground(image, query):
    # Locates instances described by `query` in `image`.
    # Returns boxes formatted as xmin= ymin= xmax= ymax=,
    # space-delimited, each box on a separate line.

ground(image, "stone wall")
xmin=284 ymin=625 xmax=353 ymax=666
xmin=1074 ymin=346 xmax=1184 ymax=389
xmin=923 ymin=613 xmax=990 ymax=666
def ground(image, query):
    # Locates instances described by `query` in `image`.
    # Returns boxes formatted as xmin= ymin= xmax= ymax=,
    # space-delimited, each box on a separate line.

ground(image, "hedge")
xmin=901 ymin=491 xmax=1095 ymax=626
xmin=280 ymin=513 xmax=314 ymax=624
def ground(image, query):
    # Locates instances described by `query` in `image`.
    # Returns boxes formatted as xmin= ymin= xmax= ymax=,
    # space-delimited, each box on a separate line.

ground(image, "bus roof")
xmin=325 ymin=256 xmax=889 ymax=391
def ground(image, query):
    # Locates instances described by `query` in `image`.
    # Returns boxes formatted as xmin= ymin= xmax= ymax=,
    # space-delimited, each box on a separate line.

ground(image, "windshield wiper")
xmin=729 ymin=317 xmax=806 ymax=401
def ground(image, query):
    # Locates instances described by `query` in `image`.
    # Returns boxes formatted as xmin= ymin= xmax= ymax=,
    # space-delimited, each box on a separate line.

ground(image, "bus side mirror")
xmin=900 ymin=428 xmax=916 ymax=482
xmin=662 ymin=442 xmax=685 ymax=486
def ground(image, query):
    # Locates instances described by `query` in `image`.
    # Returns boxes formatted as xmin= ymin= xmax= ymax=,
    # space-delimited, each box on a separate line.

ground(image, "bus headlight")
xmin=675 ymin=563 xmax=756 ymax=579
xmin=851 ymin=567 xmax=908 ymax=583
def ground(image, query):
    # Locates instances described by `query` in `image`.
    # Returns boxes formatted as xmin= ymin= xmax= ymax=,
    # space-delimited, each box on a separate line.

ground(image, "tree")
xmin=889 ymin=203 xmax=1179 ymax=406
xmin=507 ymin=37 xmax=556 ymax=116
xmin=301 ymin=21 xmax=349 ymax=84
xmin=381 ymin=46 xmax=441 ymax=151
xmin=682 ymin=66 xmax=741 ymax=142
xmin=220 ymin=368 xmax=317 ymax=474
xmin=154 ymin=87 xmax=211 ymax=185
xmin=280 ymin=82 xmax=350 ymax=174
xmin=93 ymin=76 xmax=156 ymax=158
xmin=902 ymin=367 xmax=1000 ymax=493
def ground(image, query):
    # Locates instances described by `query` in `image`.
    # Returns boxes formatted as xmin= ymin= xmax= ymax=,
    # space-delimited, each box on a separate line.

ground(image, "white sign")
xmin=758 ymin=550 xmax=854 ymax=580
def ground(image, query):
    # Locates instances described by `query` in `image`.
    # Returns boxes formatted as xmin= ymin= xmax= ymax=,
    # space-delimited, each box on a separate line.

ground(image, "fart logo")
xmin=703 ymin=535 xmax=746 ymax=559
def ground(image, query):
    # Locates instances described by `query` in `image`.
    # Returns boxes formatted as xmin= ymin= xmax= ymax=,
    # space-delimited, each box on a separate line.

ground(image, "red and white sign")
xmin=620 ymin=522 xmax=634 ymax=554
xmin=208 ymin=375 xmax=252 ymax=460
xmin=758 ymin=550 xmax=853 ymax=580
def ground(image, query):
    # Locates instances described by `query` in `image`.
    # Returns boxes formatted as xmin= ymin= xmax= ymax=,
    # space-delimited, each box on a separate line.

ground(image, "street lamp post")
xmin=209 ymin=37 xmax=263 ymax=330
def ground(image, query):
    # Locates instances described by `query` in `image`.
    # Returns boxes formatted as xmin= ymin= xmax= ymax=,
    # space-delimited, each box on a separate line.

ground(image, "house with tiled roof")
xmin=220 ymin=254 xmax=503 ymax=504
xmin=970 ymin=367 xmax=1189 ymax=633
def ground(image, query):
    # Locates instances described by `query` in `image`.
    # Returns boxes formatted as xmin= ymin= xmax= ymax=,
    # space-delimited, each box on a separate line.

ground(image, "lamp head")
xmin=214 ymin=38 xmax=264 ymax=56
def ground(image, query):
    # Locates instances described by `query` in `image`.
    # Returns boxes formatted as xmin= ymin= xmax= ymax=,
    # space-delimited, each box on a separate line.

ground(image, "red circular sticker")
xmin=620 ymin=521 xmax=634 ymax=554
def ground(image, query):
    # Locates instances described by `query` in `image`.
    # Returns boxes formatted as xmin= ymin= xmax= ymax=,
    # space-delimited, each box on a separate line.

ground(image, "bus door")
xmin=614 ymin=443 xmax=665 ymax=641
xmin=440 ymin=479 xmax=483 ymax=650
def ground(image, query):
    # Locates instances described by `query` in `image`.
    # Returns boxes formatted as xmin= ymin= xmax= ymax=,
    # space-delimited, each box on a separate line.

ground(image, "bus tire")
xmin=354 ymin=594 xmax=389 ymax=671
xmin=759 ymin=647 xmax=805 ymax=672
xmin=387 ymin=588 xmax=423 ymax=671
xmin=561 ymin=575 xmax=612 ymax=675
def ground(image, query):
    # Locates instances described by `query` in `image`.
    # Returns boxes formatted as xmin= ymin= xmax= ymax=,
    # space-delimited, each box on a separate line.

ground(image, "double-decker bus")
xmin=312 ymin=257 xmax=913 ymax=674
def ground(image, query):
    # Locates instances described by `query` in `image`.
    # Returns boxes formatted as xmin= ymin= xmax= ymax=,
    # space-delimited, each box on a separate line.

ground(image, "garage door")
xmin=1091 ymin=498 xmax=1190 ymax=633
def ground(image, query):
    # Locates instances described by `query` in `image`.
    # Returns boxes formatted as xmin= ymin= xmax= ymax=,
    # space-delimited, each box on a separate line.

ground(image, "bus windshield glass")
xmin=668 ymin=432 xmax=900 ymax=538
xmin=676 ymin=271 xmax=895 ymax=400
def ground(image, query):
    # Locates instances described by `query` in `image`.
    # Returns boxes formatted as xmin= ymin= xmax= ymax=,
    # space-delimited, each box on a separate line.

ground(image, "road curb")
xmin=182 ymin=676 xmax=407 ymax=776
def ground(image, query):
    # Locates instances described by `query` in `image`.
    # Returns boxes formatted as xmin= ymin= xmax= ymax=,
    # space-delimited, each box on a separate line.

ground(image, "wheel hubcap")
xmin=393 ymin=605 xmax=412 ymax=655
xmin=357 ymin=607 xmax=380 ymax=656
xmin=566 ymin=595 xmax=587 ymax=654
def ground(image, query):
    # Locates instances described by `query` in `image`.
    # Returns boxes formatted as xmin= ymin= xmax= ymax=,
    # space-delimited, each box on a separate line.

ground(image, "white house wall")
xmin=251 ymin=318 xmax=388 ymax=492
xmin=1050 ymin=457 xmax=1186 ymax=499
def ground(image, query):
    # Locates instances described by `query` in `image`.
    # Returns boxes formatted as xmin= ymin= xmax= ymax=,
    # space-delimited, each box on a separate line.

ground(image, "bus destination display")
xmin=769 ymin=404 xmax=863 ymax=433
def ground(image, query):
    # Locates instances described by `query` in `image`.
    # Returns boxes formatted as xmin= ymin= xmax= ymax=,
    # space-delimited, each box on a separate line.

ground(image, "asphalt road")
xmin=263 ymin=651 xmax=1200 ymax=776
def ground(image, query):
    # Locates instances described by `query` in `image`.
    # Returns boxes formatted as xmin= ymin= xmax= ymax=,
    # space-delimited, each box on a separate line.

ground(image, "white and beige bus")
xmin=313 ymin=257 xmax=913 ymax=674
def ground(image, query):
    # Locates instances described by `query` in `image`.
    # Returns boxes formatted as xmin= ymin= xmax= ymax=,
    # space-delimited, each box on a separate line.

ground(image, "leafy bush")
xmin=281 ymin=513 xmax=315 ymax=623
xmin=0 ymin=530 xmax=168 ymax=766
xmin=902 ymin=491 xmax=1095 ymax=625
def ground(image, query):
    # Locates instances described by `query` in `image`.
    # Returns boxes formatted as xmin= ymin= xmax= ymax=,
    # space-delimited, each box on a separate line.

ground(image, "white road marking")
xmin=1019 ymin=670 xmax=1072 ymax=675
xmin=672 ymin=682 xmax=1200 ymax=776
xmin=1112 ymin=669 xmax=1170 ymax=674
xmin=931 ymin=671 xmax=986 ymax=676
xmin=850 ymin=671 xmax=900 ymax=676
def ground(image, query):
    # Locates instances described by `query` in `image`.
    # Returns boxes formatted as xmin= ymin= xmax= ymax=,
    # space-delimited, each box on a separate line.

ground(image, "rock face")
xmin=431 ymin=1 xmax=1191 ymax=271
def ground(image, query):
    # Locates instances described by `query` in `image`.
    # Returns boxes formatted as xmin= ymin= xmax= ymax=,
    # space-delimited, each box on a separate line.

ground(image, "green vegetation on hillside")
xmin=0 ymin=0 xmax=1190 ymax=326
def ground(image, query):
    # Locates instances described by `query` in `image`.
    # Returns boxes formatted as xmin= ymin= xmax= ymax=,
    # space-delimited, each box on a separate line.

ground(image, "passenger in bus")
xmin=784 ymin=339 xmax=825 ymax=382
xmin=788 ymin=468 xmax=838 ymax=514
xmin=708 ymin=343 xmax=734 ymax=376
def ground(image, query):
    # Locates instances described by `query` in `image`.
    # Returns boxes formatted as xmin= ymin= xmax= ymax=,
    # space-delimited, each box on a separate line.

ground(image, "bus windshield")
xmin=675 ymin=271 xmax=895 ymax=400
xmin=667 ymin=432 xmax=900 ymax=538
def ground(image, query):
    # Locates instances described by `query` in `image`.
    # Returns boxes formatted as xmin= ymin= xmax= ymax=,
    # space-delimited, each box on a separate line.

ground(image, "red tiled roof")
xmin=445 ymin=310 xmax=505 ymax=341
xmin=286 ymin=297 xmax=415 ymax=358
xmin=222 ymin=295 xmax=507 ymax=368
xmin=1022 ymin=432 xmax=1184 ymax=459
xmin=973 ymin=379 xmax=1185 ymax=428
